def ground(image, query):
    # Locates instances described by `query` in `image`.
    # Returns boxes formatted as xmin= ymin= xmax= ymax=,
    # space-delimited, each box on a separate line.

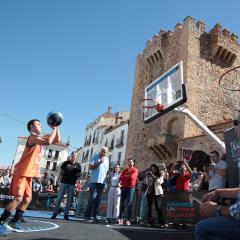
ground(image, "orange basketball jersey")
xmin=13 ymin=139 xmax=42 ymax=177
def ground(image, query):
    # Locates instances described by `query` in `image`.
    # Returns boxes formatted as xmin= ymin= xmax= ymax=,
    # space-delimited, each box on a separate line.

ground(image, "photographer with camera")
xmin=172 ymin=159 xmax=192 ymax=192
xmin=144 ymin=164 xmax=167 ymax=228
xmin=205 ymin=151 xmax=227 ymax=192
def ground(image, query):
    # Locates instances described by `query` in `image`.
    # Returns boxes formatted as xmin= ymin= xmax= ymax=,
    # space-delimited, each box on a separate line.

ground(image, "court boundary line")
xmin=21 ymin=220 xmax=59 ymax=233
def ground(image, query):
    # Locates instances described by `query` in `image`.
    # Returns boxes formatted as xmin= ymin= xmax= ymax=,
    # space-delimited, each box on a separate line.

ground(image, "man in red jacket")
xmin=118 ymin=159 xmax=138 ymax=226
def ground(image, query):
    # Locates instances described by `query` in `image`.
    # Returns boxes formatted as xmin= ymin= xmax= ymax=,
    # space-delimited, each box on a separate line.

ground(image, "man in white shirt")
xmin=205 ymin=151 xmax=227 ymax=191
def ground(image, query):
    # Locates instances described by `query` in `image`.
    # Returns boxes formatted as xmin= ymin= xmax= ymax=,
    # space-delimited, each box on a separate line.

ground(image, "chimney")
xmin=115 ymin=112 xmax=119 ymax=124
xmin=108 ymin=106 xmax=112 ymax=113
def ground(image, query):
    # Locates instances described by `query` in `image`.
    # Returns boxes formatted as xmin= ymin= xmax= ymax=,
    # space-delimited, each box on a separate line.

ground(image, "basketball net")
xmin=219 ymin=66 xmax=240 ymax=138
xmin=140 ymin=98 xmax=164 ymax=114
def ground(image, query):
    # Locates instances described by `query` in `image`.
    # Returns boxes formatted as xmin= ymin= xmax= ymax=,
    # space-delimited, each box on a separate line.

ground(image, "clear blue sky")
xmin=0 ymin=0 xmax=239 ymax=166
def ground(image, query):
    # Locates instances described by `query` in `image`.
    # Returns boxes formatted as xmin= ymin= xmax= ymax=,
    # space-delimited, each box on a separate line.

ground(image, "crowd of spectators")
xmin=153 ymin=150 xmax=228 ymax=194
xmin=1 ymin=148 xmax=233 ymax=236
xmin=66 ymin=148 xmax=229 ymax=228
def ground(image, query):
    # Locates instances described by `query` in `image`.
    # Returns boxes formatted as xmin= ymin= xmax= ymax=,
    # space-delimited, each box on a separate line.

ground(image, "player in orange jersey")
xmin=0 ymin=119 xmax=60 ymax=235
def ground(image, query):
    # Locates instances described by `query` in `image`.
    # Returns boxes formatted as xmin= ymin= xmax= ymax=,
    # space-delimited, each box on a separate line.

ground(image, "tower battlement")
xmin=139 ymin=16 xmax=238 ymax=68
xmin=209 ymin=23 xmax=238 ymax=65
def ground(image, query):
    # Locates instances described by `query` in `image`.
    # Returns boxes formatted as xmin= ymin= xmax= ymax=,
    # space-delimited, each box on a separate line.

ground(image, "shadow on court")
xmin=115 ymin=227 xmax=195 ymax=240
xmin=8 ymin=239 xmax=68 ymax=240
xmin=3 ymin=217 xmax=195 ymax=240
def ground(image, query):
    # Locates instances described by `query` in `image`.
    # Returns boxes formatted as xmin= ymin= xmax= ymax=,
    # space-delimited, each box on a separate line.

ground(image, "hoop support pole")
xmin=175 ymin=106 xmax=226 ymax=152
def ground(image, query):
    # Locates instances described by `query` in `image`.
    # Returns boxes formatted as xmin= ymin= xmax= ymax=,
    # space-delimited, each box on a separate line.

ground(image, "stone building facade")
xmin=126 ymin=16 xmax=239 ymax=171
xmin=77 ymin=107 xmax=129 ymax=176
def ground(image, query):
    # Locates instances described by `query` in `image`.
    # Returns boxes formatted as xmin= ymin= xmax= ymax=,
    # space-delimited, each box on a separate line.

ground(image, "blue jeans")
xmin=84 ymin=183 xmax=105 ymax=219
xmin=195 ymin=216 xmax=240 ymax=240
xmin=47 ymin=194 xmax=52 ymax=208
xmin=119 ymin=187 xmax=135 ymax=220
xmin=53 ymin=182 xmax=75 ymax=216
xmin=140 ymin=192 xmax=147 ymax=221
xmin=76 ymin=191 xmax=84 ymax=215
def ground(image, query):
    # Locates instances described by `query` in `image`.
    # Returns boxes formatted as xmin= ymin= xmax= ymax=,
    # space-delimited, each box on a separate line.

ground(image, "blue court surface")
xmin=0 ymin=208 xmax=195 ymax=240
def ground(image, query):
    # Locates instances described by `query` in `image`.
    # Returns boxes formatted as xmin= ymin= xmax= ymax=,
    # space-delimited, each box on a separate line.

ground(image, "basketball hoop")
xmin=140 ymin=98 xmax=164 ymax=113
xmin=219 ymin=66 xmax=240 ymax=137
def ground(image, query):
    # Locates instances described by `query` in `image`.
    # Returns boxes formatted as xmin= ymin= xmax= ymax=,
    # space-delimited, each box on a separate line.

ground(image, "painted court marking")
xmin=20 ymin=220 xmax=59 ymax=233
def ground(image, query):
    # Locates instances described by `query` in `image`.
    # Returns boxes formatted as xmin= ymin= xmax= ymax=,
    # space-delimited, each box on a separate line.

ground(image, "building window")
xmin=48 ymin=150 xmax=53 ymax=158
xmin=84 ymin=150 xmax=89 ymax=161
xmin=118 ymin=152 xmax=122 ymax=164
xmin=52 ymin=162 xmax=57 ymax=171
xmin=121 ymin=130 xmax=124 ymax=140
xmin=109 ymin=137 xmax=114 ymax=151
xmin=93 ymin=130 xmax=96 ymax=143
xmin=46 ymin=161 xmax=50 ymax=170
xmin=116 ymin=130 xmax=124 ymax=147
xmin=88 ymin=135 xmax=92 ymax=146
xmin=109 ymin=155 xmax=114 ymax=170
xmin=54 ymin=151 xmax=59 ymax=160
xmin=90 ymin=148 xmax=93 ymax=159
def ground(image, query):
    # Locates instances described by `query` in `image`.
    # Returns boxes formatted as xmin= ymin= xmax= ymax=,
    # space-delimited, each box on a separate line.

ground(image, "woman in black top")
xmin=145 ymin=164 xmax=167 ymax=228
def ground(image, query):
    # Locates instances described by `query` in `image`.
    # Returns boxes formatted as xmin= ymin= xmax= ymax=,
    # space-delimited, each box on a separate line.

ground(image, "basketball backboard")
xmin=143 ymin=61 xmax=187 ymax=123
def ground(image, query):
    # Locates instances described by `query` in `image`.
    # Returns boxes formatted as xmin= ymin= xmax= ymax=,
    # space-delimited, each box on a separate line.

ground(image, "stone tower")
xmin=126 ymin=16 xmax=240 ymax=171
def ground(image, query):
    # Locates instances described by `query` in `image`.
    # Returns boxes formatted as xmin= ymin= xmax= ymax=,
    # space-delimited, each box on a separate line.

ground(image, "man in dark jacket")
xmin=51 ymin=152 xmax=81 ymax=220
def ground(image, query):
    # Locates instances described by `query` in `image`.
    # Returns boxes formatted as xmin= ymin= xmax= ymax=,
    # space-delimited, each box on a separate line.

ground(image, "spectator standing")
xmin=106 ymin=164 xmax=121 ymax=223
xmin=192 ymin=172 xmax=204 ymax=192
xmin=175 ymin=159 xmax=192 ymax=192
xmin=75 ymin=180 xmax=82 ymax=197
xmin=73 ymin=180 xmax=82 ymax=211
xmin=205 ymin=151 xmax=227 ymax=191
xmin=190 ymin=167 xmax=198 ymax=189
xmin=139 ymin=177 xmax=148 ymax=223
xmin=51 ymin=151 xmax=81 ymax=220
xmin=45 ymin=180 xmax=54 ymax=208
xmin=161 ymin=169 xmax=170 ymax=192
xmin=31 ymin=178 xmax=42 ymax=208
xmin=168 ymin=161 xmax=181 ymax=191
xmin=45 ymin=180 xmax=53 ymax=193
xmin=118 ymin=159 xmax=138 ymax=226
xmin=84 ymin=147 xmax=109 ymax=223
xmin=75 ymin=175 xmax=90 ymax=216
xmin=145 ymin=164 xmax=167 ymax=228
xmin=3 ymin=169 xmax=12 ymax=189
xmin=41 ymin=172 xmax=52 ymax=191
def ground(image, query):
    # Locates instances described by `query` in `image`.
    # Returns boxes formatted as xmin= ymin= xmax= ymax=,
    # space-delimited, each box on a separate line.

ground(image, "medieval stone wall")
xmin=126 ymin=16 xmax=239 ymax=171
